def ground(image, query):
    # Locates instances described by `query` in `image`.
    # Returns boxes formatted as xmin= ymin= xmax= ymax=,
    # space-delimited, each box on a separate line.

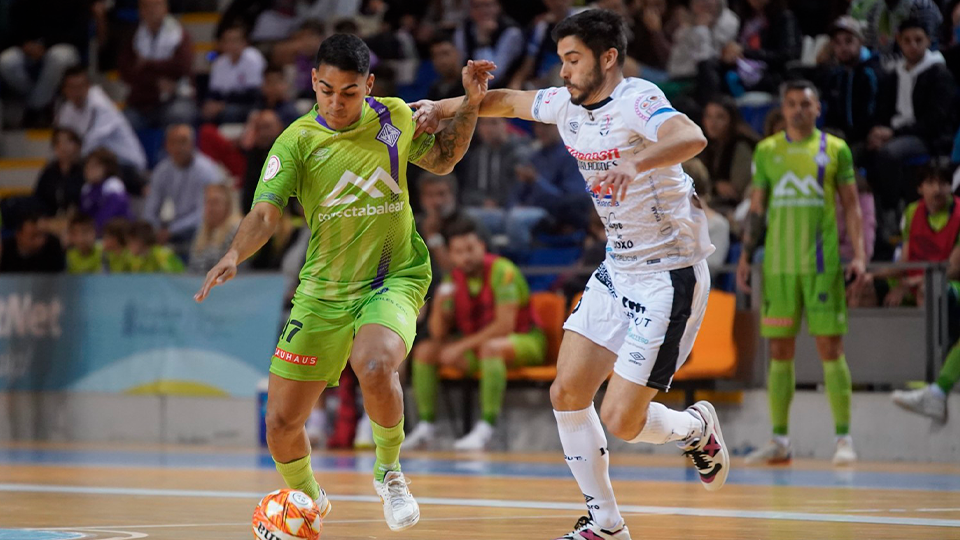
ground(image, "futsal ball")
xmin=252 ymin=489 xmax=323 ymax=540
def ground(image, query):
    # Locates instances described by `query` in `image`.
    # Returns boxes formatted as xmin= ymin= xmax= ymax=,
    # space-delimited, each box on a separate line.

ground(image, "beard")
xmin=566 ymin=63 xmax=604 ymax=106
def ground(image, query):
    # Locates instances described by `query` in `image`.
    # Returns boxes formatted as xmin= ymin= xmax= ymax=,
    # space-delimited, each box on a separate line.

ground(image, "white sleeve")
xmin=621 ymin=87 xmax=683 ymax=142
xmin=530 ymin=86 xmax=569 ymax=125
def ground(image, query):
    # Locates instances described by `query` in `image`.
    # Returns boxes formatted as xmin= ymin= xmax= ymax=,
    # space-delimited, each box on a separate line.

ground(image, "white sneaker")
xmin=453 ymin=420 xmax=494 ymax=451
xmin=405 ymin=421 xmax=436 ymax=450
xmin=554 ymin=516 xmax=632 ymax=540
xmin=315 ymin=487 xmax=333 ymax=518
xmin=373 ymin=470 xmax=420 ymax=531
xmin=745 ymin=439 xmax=792 ymax=465
xmin=892 ymin=386 xmax=947 ymax=422
xmin=833 ymin=435 xmax=857 ymax=466
xmin=681 ymin=401 xmax=729 ymax=491
xmin=354 ymin=412 xmax=374 ymax=449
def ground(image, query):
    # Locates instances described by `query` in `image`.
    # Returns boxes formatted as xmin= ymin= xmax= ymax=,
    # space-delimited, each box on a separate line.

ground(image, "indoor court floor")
xmin=0 ymin=443 xmax=958 ymax=540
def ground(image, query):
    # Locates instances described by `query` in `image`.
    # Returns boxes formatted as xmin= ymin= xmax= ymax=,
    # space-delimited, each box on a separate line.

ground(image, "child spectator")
xmin=80 ymin=148 xmax=131 ymax=234
xmin=102 ymin=218 xmax=132 ymax=273
xmin=66 ymin=214 xmax=102 ymax=274
xmin=126 ymin=220 xmax=184 ymax=273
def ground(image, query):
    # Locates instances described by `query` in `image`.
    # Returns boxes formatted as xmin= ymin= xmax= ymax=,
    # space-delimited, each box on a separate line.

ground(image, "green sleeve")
xmin=751 ymin=144 xmax=768 ymax=189
xmin=837 ymin=142 xmax=856 ymax=185
xmin=409 ymin=130 xmax=436 ymax=165
xmin=251 ymin=134 xmax=300 ymax=212
xmin=490 ymin=259 xmax=521 ymax=305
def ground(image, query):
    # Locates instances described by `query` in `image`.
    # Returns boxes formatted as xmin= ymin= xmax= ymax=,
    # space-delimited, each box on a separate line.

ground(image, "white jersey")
xmin=531 ymin=78 xmax=714 ymax=274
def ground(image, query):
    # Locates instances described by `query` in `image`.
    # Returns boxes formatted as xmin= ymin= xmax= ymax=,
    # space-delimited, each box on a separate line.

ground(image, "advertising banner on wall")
xmin=0 ymin=274 xmax=286 ymax=397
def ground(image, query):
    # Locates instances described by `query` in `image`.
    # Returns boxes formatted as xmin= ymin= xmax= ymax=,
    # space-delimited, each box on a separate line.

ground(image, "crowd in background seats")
xmin=0 ymin=0 xmax=959 ymax=309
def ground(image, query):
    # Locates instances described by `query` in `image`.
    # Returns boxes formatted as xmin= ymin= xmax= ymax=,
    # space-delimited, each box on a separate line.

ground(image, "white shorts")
xmin=563 ymin=259 xmax=710 ymax=391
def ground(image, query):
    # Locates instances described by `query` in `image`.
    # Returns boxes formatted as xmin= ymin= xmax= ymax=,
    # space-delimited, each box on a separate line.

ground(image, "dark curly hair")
xmin=551 ymin=9 xmax=627 ymax=67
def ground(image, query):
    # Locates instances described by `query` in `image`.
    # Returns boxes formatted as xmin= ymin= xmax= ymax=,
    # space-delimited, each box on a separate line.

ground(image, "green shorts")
xmin=270 ymin=279 xmax=426 ymax=386
xmin=464 ymin=328 xmax=548 ymax=372
xmin=761 ymin=270 xmax=848 ymax=338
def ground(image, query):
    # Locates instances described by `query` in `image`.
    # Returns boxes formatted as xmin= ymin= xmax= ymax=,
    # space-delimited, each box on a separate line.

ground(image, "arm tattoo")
xmin=743 ymin=211 xmax=766 ymax=261
xmin=416 ymin=98 xmax=480 ymax=174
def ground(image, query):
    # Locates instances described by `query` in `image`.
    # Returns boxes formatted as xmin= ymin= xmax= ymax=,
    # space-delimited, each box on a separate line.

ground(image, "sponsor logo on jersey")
xmin=376 ymin=123 xmax=402 ymax=147
xmin=578 ymin=160 xmax=615 ymax=171
xmin=566 ymin=146 xmax=621 ymax=161
xmin=274 ymin=347 xmax=317 ymax=366
xmin=568 ymin=120 xmax=580 ymax=134
xmin=321 ymin=167 xmax=402 ymax=207
xmin=634 ymin=94 xmax=666 ymax=121
xmin=318 ymin=200 xmax=406 ymax=223
xmin=622 ymin=296 xmax=646 ymax=314
xmin=772 ymin=172 xmax=825 ymax=207
xmin=629 ymin=352 xmax=646 ymax=364
xmin=263 ymin=155 xmax=281 ymax=182
xmin=599 ymin=114 xmax=612 ymax=136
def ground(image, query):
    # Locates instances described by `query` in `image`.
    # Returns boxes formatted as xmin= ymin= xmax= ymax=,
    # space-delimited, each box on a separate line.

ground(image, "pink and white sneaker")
xmin=681 ymin=400 xmax=729 ymax=491
xmin=555 ymin=516 xmax=632 ymax=540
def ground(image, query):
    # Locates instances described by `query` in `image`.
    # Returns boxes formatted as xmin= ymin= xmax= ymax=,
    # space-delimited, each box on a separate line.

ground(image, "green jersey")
xmin=252 ymin=98 xmax=436 ymax=300
xmin=67 ymin=245 xmax=103 ymax=274
xmin=752 ymin=129 xmax=855 ymax=275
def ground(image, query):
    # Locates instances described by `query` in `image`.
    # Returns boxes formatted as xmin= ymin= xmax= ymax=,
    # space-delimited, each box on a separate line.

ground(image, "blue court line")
xmin=1 ymin=448 xmax=958 ymax=493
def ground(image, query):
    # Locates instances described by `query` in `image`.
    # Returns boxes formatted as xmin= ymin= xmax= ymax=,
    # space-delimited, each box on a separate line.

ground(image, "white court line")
xmin=43 ymin=514 xmax=575 ymax=531
xmin=71 ymin=531 xmax=146 ymax=540
xmin=3 ymin=483 xmax=959 ymax=529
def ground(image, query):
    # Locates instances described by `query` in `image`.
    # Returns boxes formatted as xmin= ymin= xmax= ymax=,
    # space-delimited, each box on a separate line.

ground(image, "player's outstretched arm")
xmin=194 ymin=202 xmax=282 ymax=302
xmin=409 ymin=84 xmax=539 ymax=137
xmin=414 ymin=60 xmax=493 ymax=174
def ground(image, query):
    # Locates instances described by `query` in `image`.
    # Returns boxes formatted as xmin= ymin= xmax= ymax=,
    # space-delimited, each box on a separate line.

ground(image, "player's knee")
xmin=354 ymin=357 xmax=396 ymax=387
xmin=478 ymin=340 xmax=508 ymax=359
xmin=550 ymin=378 xmax=575 ymax=411
xmin=265 ymin=408 xmax=304 ymax=440
xmin=550 ymin=378 xmax=588 ymax=410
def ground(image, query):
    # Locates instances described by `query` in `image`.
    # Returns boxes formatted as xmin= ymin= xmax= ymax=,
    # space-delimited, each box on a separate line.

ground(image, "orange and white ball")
xmin=252 ymin=489 xmax=323 ymax=540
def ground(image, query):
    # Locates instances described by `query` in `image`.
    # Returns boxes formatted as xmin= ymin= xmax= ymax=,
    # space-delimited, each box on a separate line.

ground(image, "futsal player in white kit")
xmin=410 ymin=9 xmax=729 ymax=539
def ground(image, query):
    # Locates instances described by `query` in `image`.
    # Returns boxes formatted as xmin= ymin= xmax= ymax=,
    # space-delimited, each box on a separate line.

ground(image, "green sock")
xmin=480 ymin=357 xmax=507 ymax=425
xmin=372 ymin=417 xmax=404 ymax=483
xmin=936 ymin=341 xmax=960 ymax=394
xmin=823 ymin=356 xmax=852 ymax=436
xmin=412 ymin=361 xmax=437 ymax=422
xmin=274 ymin=454 xmax=321 ymax=501
xmin=768 ymin=359 xmax=795 ymax=436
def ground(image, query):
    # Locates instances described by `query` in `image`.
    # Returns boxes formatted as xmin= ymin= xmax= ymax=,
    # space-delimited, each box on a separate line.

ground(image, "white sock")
xmin=627 ymin=402 xmax=703 ymax=445
xmin=554 ymin=406 xmax=622 ymax=530
xmin=774 ymin=435 xmax=790 ymax=447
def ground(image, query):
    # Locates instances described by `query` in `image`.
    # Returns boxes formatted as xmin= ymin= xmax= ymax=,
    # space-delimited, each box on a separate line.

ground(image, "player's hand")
xmin=438 ymin=343 xmax=467 ymax=369
xmin=591 ymin=161 xmax=637 ymax=203
xmin=194 ymin=253 xmax=239 ymax=303
xmin=462 ymin=59 xmax=496 ymax=107
xmin=736 ymin=255 xmax=752 ymax=294
xmin=408 ymin=99 xmax=441 ymax=138
xmin=845 ymin=256 xmax=866 ymax=287
xmin=884 ymin=284 xmax=908 ymax=307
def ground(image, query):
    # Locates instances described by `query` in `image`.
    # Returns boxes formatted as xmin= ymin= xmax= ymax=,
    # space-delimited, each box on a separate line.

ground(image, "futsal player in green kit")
xmin=194 ymin=34 xmax=494 ymax=531
xmin=737 ymin=80 xmax=867 ymax=466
